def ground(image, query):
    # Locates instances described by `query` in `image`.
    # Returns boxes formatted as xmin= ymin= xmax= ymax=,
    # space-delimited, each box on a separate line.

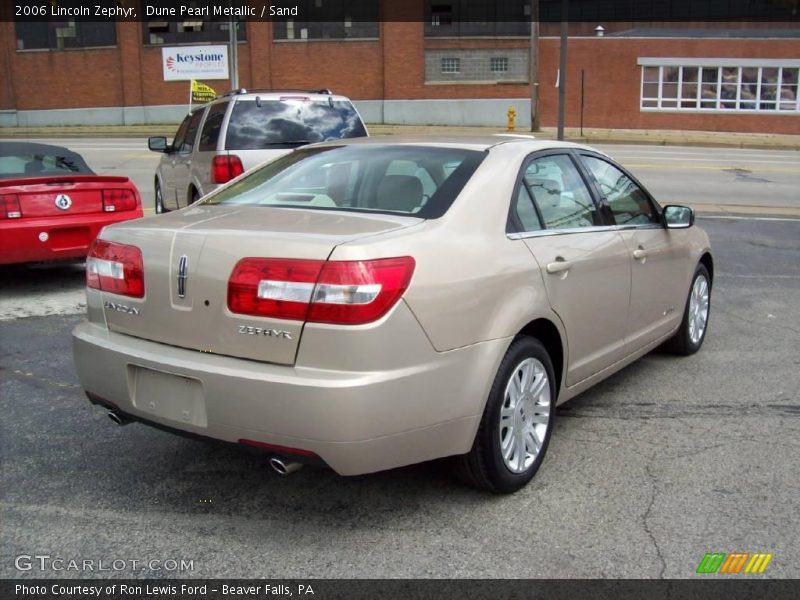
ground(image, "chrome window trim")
xmin=507 ymin=223 xmax=663 ymax=240
xmin=507 ymin=225 xmax=619 ymax=240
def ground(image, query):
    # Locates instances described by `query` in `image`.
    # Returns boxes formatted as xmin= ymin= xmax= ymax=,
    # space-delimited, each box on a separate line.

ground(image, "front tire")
xmin=665 ymin=264 xmax=711 ymax=355
xmin=456 ymin=337 xmax=555 ymax=493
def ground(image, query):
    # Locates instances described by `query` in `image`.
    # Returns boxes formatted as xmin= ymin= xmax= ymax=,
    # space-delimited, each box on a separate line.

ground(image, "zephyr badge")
xmin=177 ymin=255 xmax=188 ymax=298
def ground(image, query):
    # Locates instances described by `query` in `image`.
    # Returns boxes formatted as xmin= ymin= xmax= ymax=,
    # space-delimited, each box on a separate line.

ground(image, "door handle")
xmin=633 ymin=248 xmax=648 ymax=260
xmin=546 ymin=259 xmax=573 ymax=274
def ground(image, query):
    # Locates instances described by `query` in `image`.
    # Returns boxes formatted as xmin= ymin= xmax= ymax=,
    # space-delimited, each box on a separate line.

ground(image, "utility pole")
xmin=530 ymin=0 xmax=540 ymax=131
xmin=556 ymin=0 xmax=568 ymax=140
xmin=229 ymin=15 xmax=239 ymax=90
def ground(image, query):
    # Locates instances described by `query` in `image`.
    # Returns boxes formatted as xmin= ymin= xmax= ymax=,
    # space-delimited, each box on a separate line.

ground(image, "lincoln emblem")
xmin=177 ymin=255 xmax=188 ymax=298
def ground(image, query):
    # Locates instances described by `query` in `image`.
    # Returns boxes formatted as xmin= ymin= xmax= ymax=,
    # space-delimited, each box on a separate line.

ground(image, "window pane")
xmin=225 ymin=100 xmax=367 ymax=150
xmin=205 ymin=145 xmax=485 ymax=219
xmin=701 ymin=68 xmax=719 ymax=84
xmin=143 ymin=19 xmax=246 ymax=45
xmin=663 ymin=66 xmax=679 ymax=83
xmin=582 ymin=156 xmax=659 ymax=226
xmin=514 ymin=185 xmax=543 ymax=232
xmin=198 ymin=103 xmax=227 ymax=152
xmin=16 ymin=21 xmax=116 ymax=50
xmin=661 ymin=83 xmax=678 ymax=99
xmin=682 ymin=67 xmax=698 ymax=83
xmin=643 ymin=67 xmax=659 ymax=83
xmin=525 ymin=155 xmax=599 ymax=230
xmin=642 ymin=82 xmax=659 ymax=99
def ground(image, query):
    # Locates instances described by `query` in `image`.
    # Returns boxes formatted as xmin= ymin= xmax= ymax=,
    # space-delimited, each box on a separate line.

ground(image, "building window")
xmin=640 ymin=61 xmax=799 ymax=113
xmin=143 ymin=19 xmax=247 ymax=45
xmin=490 ymin=57 xmax=509 ymax=73
xmin=425 ymin=1 xmax=530 ymax=37
xmin=441 ymin=58 xmax=460 ymax=74
xmin=273 ymin=0 xmax=379 ymax=40
xmin=15 ymin=21 xmax=116 ymax=51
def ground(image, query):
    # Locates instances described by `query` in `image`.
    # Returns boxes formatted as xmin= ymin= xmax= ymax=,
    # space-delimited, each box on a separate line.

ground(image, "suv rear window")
xmin=224 ymin=99 xmax=367 ymax=150
xmin=203 ymin=145 xmax=485 ymax=219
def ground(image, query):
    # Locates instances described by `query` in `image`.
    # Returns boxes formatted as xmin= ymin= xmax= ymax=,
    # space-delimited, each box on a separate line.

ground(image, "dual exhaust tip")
xmin=268 ymin=457 xmax=303 ymax=476
xmin=108 ymin=410 xmax=303 ymax=475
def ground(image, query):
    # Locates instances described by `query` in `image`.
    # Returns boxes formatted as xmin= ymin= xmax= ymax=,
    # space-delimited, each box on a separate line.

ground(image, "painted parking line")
xmin=697 ymin=215 xmax=800 ymax=222
xmin=623 ymin=163 xmax=800 ymax=173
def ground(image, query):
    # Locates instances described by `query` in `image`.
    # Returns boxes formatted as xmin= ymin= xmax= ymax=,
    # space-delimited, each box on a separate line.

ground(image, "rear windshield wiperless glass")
xmin=202 ymin=145 xmax=486 ymax=219
xmin=0 ymin=147 xmax=94 ymax=179
xmin=225 ymin=99 xmax=367 ymax=150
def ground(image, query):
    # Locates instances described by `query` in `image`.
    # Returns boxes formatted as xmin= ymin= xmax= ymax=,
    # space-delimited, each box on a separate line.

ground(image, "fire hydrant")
xmin=507 ymin=106 xmax=517 ymax=131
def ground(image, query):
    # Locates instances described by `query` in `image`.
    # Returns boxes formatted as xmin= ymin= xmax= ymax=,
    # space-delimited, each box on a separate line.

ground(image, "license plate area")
xmin=128 ymin=366 xmax=207 ymax=427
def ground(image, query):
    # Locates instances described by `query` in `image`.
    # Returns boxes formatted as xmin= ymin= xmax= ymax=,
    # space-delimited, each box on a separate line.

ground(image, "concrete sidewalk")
xmin=1 ymin=123 xmax=799 ymax=150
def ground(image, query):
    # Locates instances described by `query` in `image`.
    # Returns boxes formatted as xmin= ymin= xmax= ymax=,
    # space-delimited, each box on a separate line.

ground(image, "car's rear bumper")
xmin=0 ymin=211 xmax=143 ymax=265
xmin=72 ymin=316 xmax=508 ymax=476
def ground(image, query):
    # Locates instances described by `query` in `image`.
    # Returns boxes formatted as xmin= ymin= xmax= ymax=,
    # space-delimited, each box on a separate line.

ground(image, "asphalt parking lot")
xmin=1 ymin=215 xmax=798 ymax=578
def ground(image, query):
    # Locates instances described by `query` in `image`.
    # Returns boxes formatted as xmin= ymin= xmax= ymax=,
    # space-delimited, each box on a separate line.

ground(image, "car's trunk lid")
xmin=1 ymin=175 xmax=132 ymax=217
xmin=99 ymin=205 xmax=420 ymax=365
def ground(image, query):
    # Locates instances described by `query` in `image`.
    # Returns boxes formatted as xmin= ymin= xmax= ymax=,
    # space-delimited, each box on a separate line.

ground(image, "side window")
xmin=198 ymin=103 xmax=227 ymax=152
xmin=581 ymin=155 xmax=659 ymax=225
xmin=171 ymin=114 xmax=192 ymax=153
xmin=524 ymin=154 xmax=600 ymax=230
xmin=514 ymin=184 xmax=543 ymax=232
xmin=180 ymin=109 xmax=205 ymax=154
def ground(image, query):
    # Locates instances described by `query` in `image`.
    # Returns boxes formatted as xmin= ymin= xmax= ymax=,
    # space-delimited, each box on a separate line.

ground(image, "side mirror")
xmin=148 ymin=136 xmax=169 ymax=153
xmin=662 ymin=205 xmax=694 ymax=229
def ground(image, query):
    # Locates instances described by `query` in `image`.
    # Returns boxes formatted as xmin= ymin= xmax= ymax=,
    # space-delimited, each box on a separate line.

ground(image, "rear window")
xmin=0 ymin=146 xmax=94 ymax=179
xmin=203 ymin=145 xmax=485 ymax=219
xmin=224 ymin=99 xmax=367 ymax=150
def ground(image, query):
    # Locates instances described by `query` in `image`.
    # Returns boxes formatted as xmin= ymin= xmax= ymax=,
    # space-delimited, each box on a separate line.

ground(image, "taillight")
xmin=228 ymin=257 xmax=415 ymax=325
xmin=1 ymin=194 xmax=22 ymax=219
xmin=102 ymin=189 xmax=138 ymax=212
xmin=212 ymin=155 xmax=244 ymax=184
xmin=86 ymin=239 xmax=145 ymax=298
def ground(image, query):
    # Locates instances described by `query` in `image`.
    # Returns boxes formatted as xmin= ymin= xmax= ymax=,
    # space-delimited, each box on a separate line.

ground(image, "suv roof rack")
xmin=221 ymin=88 xmax=333 ymax=97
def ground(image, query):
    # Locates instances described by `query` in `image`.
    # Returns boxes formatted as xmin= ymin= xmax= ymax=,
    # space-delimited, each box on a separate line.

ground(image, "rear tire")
xmin=154 ymin=181 xmax=167 ymax=214
xmin=664 ymin=264 xmax=711 ymax=355
xmin=456 ymin=337 xmax=555 ymax=493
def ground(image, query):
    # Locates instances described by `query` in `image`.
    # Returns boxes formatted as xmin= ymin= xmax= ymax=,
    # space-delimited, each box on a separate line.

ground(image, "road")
xmin=1 ymin=216 xmax=799 ymax=578
xmin=16 ymin=138 xmax=800 ymax=214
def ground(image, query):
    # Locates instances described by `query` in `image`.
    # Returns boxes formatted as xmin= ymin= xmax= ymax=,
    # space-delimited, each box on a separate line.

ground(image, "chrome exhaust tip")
xmin=269 ymin=457 xmax=303 ymax=476
xmin=107 ymin=410 xmax=130 ymax=426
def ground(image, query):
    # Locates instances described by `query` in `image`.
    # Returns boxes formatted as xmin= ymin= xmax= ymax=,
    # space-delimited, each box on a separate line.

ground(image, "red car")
xmin=0 ymin=142 xmax=143 ymax=265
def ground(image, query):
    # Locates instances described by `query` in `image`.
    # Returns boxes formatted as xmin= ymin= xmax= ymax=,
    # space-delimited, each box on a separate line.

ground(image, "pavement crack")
xmin=642 ymin=456 xmax=667 ymax=579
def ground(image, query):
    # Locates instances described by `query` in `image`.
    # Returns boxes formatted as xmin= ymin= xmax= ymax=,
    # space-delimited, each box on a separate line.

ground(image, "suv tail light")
xmin=212 ymin=155 xmax=244 ymax=184
xmin=1 ymin=194 xmax=22 ymax=219
xmin=86 ymin=239 xmax=145 ymax=298
xmin=228 ymin=257 xmax=415 ymax=325
xmin=102 ymin=189 xmax=138 ymax=212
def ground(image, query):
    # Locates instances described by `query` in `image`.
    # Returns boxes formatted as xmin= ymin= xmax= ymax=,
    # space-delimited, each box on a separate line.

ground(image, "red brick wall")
xmin=1 ymin=17 xmax=798 ymax=134
xmin=541 ymin=37 xmax=800 ymax=134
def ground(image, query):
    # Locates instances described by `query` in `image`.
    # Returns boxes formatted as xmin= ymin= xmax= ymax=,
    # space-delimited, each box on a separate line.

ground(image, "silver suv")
xmin=147 ymin=89 xmax=368 ymax=213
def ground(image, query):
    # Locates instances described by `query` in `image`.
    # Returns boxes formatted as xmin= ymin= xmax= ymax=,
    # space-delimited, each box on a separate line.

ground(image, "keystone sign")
xmin=161 ymin=45 xmax=229 ymax=82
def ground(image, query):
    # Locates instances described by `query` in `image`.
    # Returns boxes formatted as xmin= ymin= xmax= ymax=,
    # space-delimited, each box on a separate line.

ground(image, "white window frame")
xmin=638 ymin=58 xmax=800 ymax=114
xmin=441 ymin=57 xmax=460 ymax=74
xmin=490 ymin=56 xmax=508 ymax=73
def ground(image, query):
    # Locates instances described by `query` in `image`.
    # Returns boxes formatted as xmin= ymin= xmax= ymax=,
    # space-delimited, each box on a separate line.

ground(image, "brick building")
xmin=1 ymin=1 xmax=799 ymax=134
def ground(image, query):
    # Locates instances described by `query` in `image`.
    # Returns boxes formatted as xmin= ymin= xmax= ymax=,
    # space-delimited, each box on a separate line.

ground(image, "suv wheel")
xmin=456 ymin=337 xmax=555 ymax=493
xmin=155 ymin=181 xmax=167 ymax=214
